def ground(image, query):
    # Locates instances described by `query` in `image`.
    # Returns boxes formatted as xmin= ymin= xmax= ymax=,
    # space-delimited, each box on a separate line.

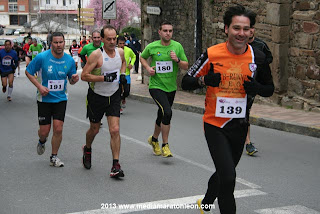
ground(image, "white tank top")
xmin=93 ymin=47 xmax=121 ymax=97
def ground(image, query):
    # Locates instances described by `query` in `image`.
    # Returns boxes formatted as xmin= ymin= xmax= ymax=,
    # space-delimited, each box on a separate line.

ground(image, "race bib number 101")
xmin=48 ymin=80 xmax=64 ymax=91
xmin=215 ymin=97 xmax=247 ymax=118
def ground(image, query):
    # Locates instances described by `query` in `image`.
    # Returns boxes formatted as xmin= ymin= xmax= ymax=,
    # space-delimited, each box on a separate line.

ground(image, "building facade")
xmin=0 ymin=0 xmax=30 ymax=25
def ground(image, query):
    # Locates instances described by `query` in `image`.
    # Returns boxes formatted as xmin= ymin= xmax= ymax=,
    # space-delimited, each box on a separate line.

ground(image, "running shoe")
xmin=121 ymin=100 xmax=126 ymax=108
xmin=120 ymin=108 xmax=123 ymax=114
xmin=162 ymin=144 xmax=173 ymax=158
xmin=82 ymin=145 xmax=92 ymax=169
xmin=37 ymin=141 xmax=45 ymax=155
xmin=110 ymin=162 xmax=124 ymax=178
xmin=50 ymin=156 xmax=64 ymax=167
xmin=7 ymin=96 xmax=11 ymax=101
xmin=196 ymin=199 xmax=211 ymax=214
xmin=246 ymin=142 xmax=258 ymax=156
xmin=148 ymin=135 xmax=161 ymax=156
xmin=2 ymin=86 xmax=6 ymax=93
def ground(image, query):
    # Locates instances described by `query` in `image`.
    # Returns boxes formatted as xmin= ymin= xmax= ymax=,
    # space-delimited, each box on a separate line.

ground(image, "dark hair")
xmin=223 ymin=5 xmax=256 ymax=28
xmin=72 ymin=39 xmax=76 ymax=42
xmin=52 ymin=32 xmax=65 ymax=40
xmin=5 ymin=40 xmax=11 ymax=45
xmin=159 ymin=20 xmax=173 ymax=30
xmin=117 ymin=36 xmax=125 ymax=43
xmin=91 ymin=29 xmax=100 ymax=36
xmin=100 ymin=25 xmax=117 ymax=38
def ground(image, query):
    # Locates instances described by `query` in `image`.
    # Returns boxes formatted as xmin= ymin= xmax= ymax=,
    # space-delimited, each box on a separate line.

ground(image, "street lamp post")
xmin=78 ymin=0 xmax=81 ymax=35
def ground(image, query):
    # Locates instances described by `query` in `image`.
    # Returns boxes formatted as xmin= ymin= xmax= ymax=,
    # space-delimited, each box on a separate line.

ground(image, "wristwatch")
xmin=177 ymin=58 xmax=181 ymax=63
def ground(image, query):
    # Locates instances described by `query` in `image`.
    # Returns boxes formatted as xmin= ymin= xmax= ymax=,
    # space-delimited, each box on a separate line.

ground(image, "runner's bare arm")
xmin=25 ymin=71 xmax=49 ymax=96
xmin=170 ymin=51 xmax=188 ymax=70
xmin=118 ymin=48 xmax=126 ymax=74
xmin=140 ymin=56 xmax=155 ymax=76
xmin=81 ymin=49 xmax=104 ymax=82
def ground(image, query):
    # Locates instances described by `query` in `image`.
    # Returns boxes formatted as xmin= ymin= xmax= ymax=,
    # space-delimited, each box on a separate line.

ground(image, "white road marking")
xmin=255 ymin=205 xmax=320 ymax=214
xmin=66 ymin=114 xmax=262 ymax=189
xmin=67 ymin=189 xmax=266 ymax=214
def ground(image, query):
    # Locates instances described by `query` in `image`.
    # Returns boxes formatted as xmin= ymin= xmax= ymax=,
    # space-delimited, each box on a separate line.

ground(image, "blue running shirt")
xmin=26 ymin=50 xmax=77 ymax=103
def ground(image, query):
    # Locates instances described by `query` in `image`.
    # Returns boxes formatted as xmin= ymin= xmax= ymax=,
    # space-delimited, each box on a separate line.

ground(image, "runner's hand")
xmin=120 ymin=74 xmax=127 ymax=85
xmin=243 ymin=76 xmax=262 ymax=96
xmin=104 ymin=72 xmax=117 ymax=82
xmin=39 ymin=86 xmax=49 ymax=96
xmin=148 ymin=66 xmax=156 ymax=76
xmin=204 ymin=63 xmax=221 ymax=87
xmin=70 ymin=74 xmax=79 ymax=84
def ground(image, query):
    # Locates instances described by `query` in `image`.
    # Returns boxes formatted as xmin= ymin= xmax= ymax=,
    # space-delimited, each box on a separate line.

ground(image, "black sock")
xmin=162 ymin=143 xmax=168 ymax=148
xmin=113 ymin=159 xmax=119 ymax=166
xmin=152 ymin=136 xmax=158 ymax=142
xmin=84 ymin=146 xmax=92 ymax=152
xmin=39 ymin=139 xmax=46 ymax=144
xmin=51 ymin=154 xmax=57 ymax=158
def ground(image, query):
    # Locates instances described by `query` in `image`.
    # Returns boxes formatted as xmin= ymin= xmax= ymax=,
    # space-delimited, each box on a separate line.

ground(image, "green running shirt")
xmin=140 ymin=40 xmax=188 ymax=92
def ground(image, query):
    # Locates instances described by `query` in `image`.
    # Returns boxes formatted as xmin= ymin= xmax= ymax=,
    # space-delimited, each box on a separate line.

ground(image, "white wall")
xmin=39 ymin=0 xmax=78 ymax=10
xmin=0 ymin=15 xmax=10 ymax=25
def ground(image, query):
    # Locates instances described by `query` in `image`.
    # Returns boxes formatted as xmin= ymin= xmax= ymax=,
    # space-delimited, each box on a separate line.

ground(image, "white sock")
xmin=7 ymin=87 xmax=13 ymax=97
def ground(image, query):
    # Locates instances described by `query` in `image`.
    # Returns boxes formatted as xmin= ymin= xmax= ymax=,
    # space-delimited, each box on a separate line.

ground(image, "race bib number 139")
xmin=215 ymin=97 xmax=247 ymax=118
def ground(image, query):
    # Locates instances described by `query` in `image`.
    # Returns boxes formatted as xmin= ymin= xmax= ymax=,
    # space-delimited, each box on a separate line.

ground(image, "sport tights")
xmin=202 ymin=120 xmax=248 ymax=214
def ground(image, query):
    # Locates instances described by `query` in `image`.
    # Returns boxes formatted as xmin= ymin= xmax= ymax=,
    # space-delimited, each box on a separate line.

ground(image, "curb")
xmin=129 ymin=94 xmax=320 ymax=139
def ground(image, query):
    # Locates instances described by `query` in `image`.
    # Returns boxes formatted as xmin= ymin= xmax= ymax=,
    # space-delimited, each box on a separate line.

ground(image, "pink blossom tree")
xmin=86 ymin=0 xmax=140 ymax=31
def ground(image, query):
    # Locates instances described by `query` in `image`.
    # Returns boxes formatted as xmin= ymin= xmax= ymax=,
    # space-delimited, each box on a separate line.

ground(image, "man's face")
xmin=102 ymin=29 xmax=117 ymax=51
xmin=33 ymin=40 xmax=38 ymax=46
xmin=225 ymin=15 xmax=251 ymax=52
xmin=117 ymin=40 xmax=125 ymax=49
xmin=28 ymin=39 xmax=32 ymax=44
xmin=51 ymin=36 xmax=65 ymax=55
xmin=249 ymin=27 xmax=255 ymax=40
xmin=73 ymin=41 xmax=77 ymax=46
xmin=82 ymin=36 xmax=86 ymax=41
xmin=158 ymin=24 xmax=173 ymax=43
xmin=92 ymin=32 xmax=101 ymax=47
xmin=4 ymin=41 xmax=11 ymax=52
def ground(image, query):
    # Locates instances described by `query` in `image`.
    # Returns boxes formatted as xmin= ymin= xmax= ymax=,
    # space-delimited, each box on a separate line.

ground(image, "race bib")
xmin=103 ymin=70 xmax=119 ymax=82
xmin=33 ymin=51 xmax=38 ymax=55
xmin=215 ymin=97 xmax=247 ymax=118
xmin=2 ymin=59 xmax=11 ymax=66
xmin=156 ymin=61 xmax=173 ymax=73
xmin=48 ymin=80 xmax=64 ymax=91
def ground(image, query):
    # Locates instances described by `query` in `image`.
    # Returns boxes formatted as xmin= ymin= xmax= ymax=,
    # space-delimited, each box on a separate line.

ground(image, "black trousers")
xmin=134 ymin=52 xmax=139 ymax=73
xmin=202 ymin=120 xmax=248 ymax=214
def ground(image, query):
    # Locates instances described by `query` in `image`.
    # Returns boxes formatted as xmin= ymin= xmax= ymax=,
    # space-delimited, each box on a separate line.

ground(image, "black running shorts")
xmin=1 ymin=70 xmax=15 ymax=78
xmin=86 ymin=87 xmax=121 ymax=123
xmin=37 ymin=101 xmax=67 ymax=125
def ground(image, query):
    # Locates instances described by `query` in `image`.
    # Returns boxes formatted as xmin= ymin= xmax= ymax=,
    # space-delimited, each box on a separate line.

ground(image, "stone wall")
xmin=141 ymin=0 xmax=320 ymax=112
xmin=140 ymin=0 xmax=195 ymax=86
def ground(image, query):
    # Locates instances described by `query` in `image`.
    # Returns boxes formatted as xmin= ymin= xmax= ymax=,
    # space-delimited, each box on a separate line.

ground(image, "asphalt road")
xmin=0 ymin=62 xmax=319 ymax=214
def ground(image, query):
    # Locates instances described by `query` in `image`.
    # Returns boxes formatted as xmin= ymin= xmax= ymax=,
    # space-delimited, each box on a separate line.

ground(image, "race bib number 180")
xmin=215 ymin=97 xmax=247 ymax=118
xmin=156 ymin=61 xmax=173 ymax=73
xmin=48 ymin=80 xmax=64 ymax=91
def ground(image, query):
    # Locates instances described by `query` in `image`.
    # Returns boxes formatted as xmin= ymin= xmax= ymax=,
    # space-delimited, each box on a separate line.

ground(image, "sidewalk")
xmin=129 ymin=72 xmax=320 ymax=139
